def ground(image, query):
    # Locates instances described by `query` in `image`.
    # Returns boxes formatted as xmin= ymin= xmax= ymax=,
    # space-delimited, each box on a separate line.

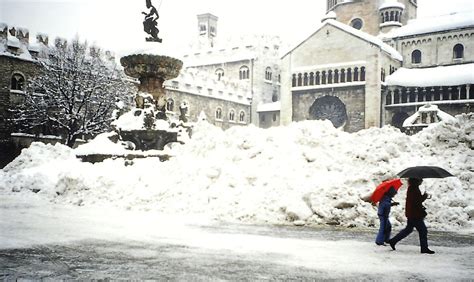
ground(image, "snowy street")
xmin=1 ymin=196 xmax=473 ymax=280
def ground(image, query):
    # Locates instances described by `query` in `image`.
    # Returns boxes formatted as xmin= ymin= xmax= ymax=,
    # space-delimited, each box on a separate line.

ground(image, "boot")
xmin=421 ymin=248 xmax=435 ymax=254
xmin=388 ymin=239 xmax=396 ymax=251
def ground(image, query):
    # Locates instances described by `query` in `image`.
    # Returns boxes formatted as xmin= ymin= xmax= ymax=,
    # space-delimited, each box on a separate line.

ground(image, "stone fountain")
xmin=112 ymin=54 xmax=184 ymax=151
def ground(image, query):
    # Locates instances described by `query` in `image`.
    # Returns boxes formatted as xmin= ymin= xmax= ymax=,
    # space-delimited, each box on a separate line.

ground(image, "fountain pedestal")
xmin=117 ymin=54 xmax=183 ymax=150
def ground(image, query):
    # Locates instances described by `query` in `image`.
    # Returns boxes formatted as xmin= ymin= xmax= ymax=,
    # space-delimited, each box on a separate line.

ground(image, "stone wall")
xmin=292 ymin=86 xmax=366 ymax=132
xmin=165 ymin=88 xmax=250 ymax=130
xmin=393 ymin=29 xmax=474 ymax=68
xmin=0 ymin=56 xmax=40 ymax=141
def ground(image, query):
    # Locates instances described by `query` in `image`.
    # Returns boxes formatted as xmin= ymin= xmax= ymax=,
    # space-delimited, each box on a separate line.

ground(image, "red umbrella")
xmin=371 ymin=178 xmax=403 ymax=203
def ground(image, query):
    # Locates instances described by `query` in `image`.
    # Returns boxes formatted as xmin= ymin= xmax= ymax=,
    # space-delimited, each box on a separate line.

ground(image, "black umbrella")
xmin=397 ymin=166 xmax=454 ymax=179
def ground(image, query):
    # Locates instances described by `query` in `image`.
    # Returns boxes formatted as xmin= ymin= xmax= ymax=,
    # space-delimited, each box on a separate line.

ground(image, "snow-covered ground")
xmin=1 ymin=195 xmax=473 ymax=280
xmin=1 ymin=114 xmax=473 ymax=234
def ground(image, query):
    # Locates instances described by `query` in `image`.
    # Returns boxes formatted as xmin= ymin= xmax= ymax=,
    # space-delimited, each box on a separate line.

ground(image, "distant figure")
xmin=375 ymin=186 xmax=399 ymax=246
xmin=388 ymin=178 xmax=435 ymax=254
xmin=142 ymin=0 xmax=162 ymax=43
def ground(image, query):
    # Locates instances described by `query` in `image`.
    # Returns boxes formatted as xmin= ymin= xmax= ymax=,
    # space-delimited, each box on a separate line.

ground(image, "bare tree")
xmin=11 ymin=39 xmax=135 ymax=147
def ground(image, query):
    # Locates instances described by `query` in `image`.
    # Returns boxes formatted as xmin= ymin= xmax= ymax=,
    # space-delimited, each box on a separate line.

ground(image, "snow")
xmin=384 ymin=11 xmax=474 ymax=38
xmin=403 ymin=104 xmax=456 ymax=127
xmin=1 ymin=115 xmax=473 ymax=235
xmin=321 ymin=11 xmax=337 ymax=22
xmin=1 ymin=195 xmax=473 ymax=279
xmin=257 ymin=101 xmax=281 ymax=112
xmin=112 ymin=107 xmax=175 ymax=131
xmin=379 ymin=0 xmax=405 ymax=10
xmin=386 ymin=64 xmax=474 ymax=87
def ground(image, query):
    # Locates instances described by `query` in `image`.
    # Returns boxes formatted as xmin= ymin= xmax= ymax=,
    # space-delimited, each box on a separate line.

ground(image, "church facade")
xmin=280 ymin=0 xmax=473 ymax=132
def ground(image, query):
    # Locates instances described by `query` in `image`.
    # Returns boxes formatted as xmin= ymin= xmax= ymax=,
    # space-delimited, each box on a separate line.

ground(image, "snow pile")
xmin=1 ymin=116 xmax=473 ymax=232
xmin=386 ymin=64 xmax=474 ymax=87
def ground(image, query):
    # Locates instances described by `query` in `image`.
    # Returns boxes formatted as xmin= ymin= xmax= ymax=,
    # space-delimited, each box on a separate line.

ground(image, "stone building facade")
xmin=0 ymin=23 xmax=46 ymax=167
xmin=280 ymin=0 xmax=473 ymax=132
xmin=280 ymin=19 xmax=402 ymax=132
xmin=170 ymin=13 xmax=282 ymax=129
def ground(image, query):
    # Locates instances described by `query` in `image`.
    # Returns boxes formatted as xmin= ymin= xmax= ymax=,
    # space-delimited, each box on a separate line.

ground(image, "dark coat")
xmin=405 ymin=184 xmax=428 ymax=219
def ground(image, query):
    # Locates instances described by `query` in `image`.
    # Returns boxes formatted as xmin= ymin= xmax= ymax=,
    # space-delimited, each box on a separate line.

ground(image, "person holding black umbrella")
xmin=388 ymin=178 xmax=435 ymax=254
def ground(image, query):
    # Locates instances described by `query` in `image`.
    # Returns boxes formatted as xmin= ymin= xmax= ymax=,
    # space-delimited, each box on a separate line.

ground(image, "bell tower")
xmin=197 ymin=13 xmax=218 ymax=47
xmin=325 ymin=0 xmax=417 ymax=36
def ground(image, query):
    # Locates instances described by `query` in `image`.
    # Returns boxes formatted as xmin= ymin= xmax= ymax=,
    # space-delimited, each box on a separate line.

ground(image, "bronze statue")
xmin=142 ymin=0 xmax=162 ymax=42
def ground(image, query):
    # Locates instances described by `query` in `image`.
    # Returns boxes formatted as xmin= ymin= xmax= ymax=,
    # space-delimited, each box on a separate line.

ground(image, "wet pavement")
xmin=1 ymin=223 xmax=473 ymax=280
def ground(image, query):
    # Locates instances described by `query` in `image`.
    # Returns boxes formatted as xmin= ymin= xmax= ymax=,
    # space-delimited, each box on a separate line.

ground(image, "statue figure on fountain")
xmin=143 ymin=0 xmax=162 ymax=43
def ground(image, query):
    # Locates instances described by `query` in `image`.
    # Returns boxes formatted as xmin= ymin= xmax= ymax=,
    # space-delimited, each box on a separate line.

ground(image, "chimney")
xmin=17 ymin=27 xmax=29 ymax=45
xmin=36 ymin=33 xmax=49 ymax=46
xmin=0 ymin=23 xmax=7 ymax=40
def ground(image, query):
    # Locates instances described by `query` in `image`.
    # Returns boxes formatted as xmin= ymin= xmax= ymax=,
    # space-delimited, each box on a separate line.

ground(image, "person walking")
xmin=375 ymin=186 xmax=399 ymax=246
xmin=388 ymin=178 xmax=435 ymax=254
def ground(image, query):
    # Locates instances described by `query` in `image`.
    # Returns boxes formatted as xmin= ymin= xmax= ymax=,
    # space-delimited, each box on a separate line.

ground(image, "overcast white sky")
xmin=1 ymin=0 xmax=473 ymax=56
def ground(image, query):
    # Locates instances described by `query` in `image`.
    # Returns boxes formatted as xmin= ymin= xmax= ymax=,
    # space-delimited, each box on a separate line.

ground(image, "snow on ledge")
xmin=386 ymin=64 xmax=474 ymax=87
xmin=379 ymin=0 xmax=405 ymax=10
xmin=257 ymin=101 xmax=281 ymax=112
xmin=385 ymin=11 xmax=474 ymax=38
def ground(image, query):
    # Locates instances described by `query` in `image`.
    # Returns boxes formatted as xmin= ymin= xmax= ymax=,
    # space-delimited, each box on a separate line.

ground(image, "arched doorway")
xmin=391 ymin=111 xmax=409 ymax=130
xmin=309 ymin=95 xmax=348 ymax=128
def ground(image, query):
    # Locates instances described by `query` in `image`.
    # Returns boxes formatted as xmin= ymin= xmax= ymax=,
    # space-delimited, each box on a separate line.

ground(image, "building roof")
xmin=386 ymin=63 xmax=474 ymax=87
xmin=383 ymin=11 xmax=474 ymax=38
xmin=282 ymin=19 xmax=402 ymax=61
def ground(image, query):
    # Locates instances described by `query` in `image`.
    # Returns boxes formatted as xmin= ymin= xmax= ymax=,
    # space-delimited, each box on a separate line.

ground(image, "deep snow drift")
xmin=1 ymin=114 xmax=473 ymax=232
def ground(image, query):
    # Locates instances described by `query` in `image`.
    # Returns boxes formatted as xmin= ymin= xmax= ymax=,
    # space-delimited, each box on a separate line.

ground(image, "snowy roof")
xmin=322 ymin=11 xmax=337 ymax=22
xmin=386 ymin=64 xmax=474 ymax=87
xmin=384 ymin=11 xmax=474 ymax=38
xmin=282 ymin=19 xmax=402 ymax=61
xmin=257 ymin=101 xmax=281 ymax=112
xmin=379 ymin=0 xmax=405 ymax=10
xmin=403 ymin=104 xmax=456 ymax=127
xmin=184 ymin=51 xmax=255 ymax=67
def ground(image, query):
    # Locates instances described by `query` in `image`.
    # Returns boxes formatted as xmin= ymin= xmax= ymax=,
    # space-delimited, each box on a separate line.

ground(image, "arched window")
xmin=346 ymin=68 xmax=352 ymax=82
xmin=215 ymin=68 xmax=224 ymax=81
xmin=166 ymin=98 xmax=174 ymax=111
xmin=322 ymin=71 xmax=327 ymax=84
xmin=272 ymin=91 xmax=278 ymax=102
xmin=360 ymin=67 xmax=366 ymax=81
xmin=353 ymin=67 xmax=359 ymax=82
xmin=328 ymin=70 xmax=333 ymax=84
xmin=390 ymin=11 xmax=395 ymax=21
xmin=453 ymin=44 xmax=464 ymax=59
xmin=292 ymin=74 xmax=297 ymax=87
xmin=11 ymin=73 xmax=25 ymax=91
xmin=303 ymin=73 xmax=308 ymax=86
xmin=411 ymin=50 xmax=422 ymax=64
xmin=385 ymin=12 xmax=389 ymax=22
xmin=386 ymin=92 xmax=392 ymax=105
xmin=297 ymin=73 xmax=302 ymax=86
xmin=215 ymin=108 xmax=222 ymax=120
xmin=239 ymin=111 xmax=245 ymax=122
xmin=265 ymin=67 xmax=272 ymax=81
xmin=340 ymin=69 xmax=346 ymax=83
xmin=229 ymin=109 xmax=235 ymax=121
xmin=309 ymin=72 xmax=315 ymax=85
xmin=315 ymin=72 xmax=321 ymax=85
xmin=334 ymin=70 xmax=339 ymax=83
xmin=239 ymin=66 xmax=249 ymax=80
xmin=394 ymin=90 xmax=400 ymax=104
